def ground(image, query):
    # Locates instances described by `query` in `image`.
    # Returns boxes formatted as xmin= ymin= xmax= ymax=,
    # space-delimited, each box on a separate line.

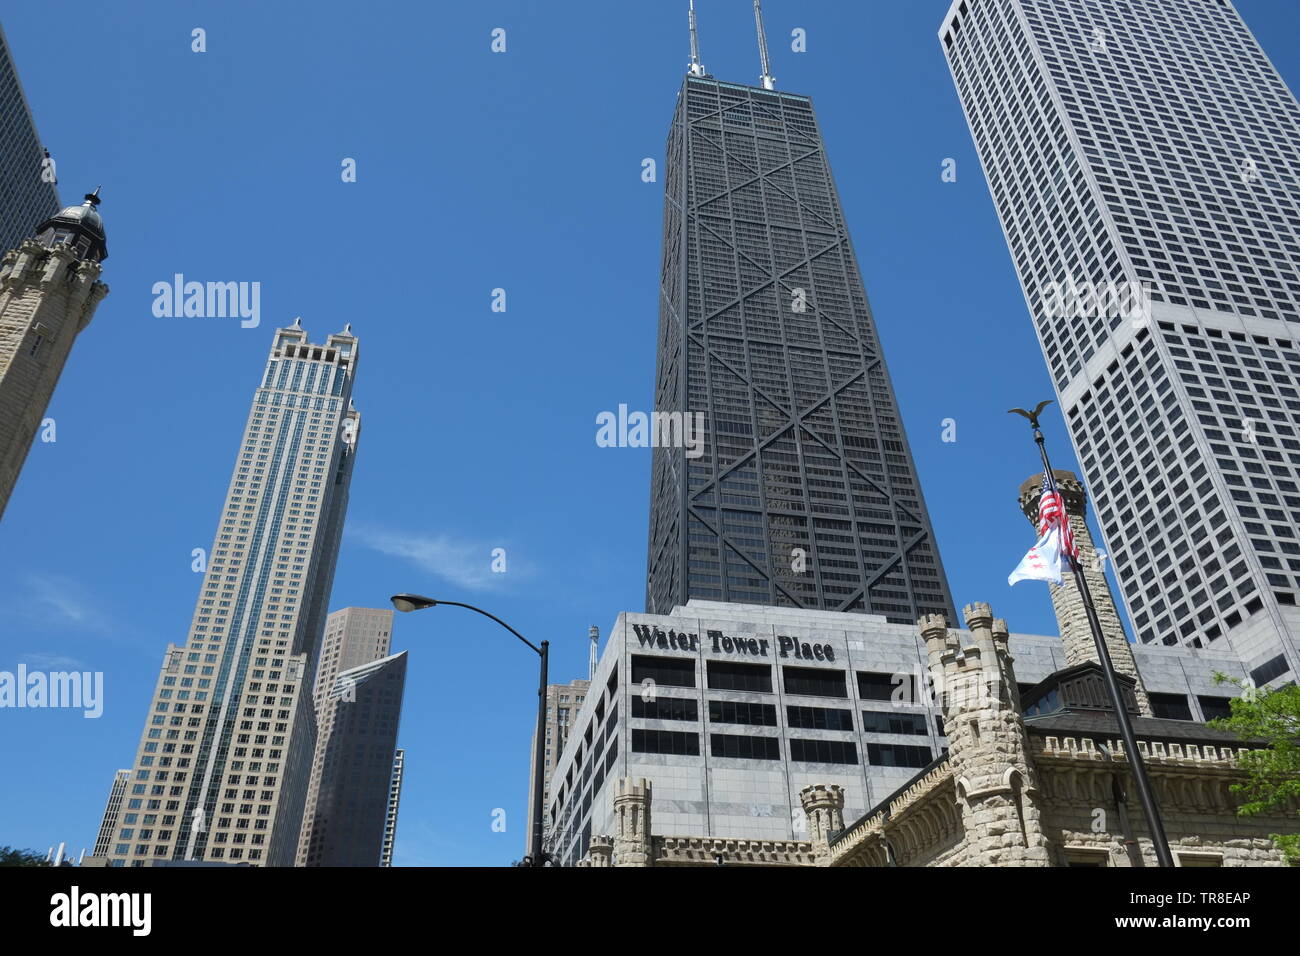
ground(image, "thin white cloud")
xmin=349 ymin=526 xmax=520 ymax=591
xmin=4 ymin=574 xmax=111 ymax=633
xmin=391 ymin=819 xmax=449 ymax=867
xmin=18 ymin=653 xmax=88 ymax=671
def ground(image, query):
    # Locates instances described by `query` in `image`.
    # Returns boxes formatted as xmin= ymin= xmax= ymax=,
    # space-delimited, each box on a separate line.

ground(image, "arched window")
xmin=1007 ymin=769 xmax=1029 ymax=845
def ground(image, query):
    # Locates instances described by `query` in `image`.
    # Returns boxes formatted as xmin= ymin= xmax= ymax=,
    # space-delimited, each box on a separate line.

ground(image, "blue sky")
xmin=0 ymin=1 xmax=1296 ymax=867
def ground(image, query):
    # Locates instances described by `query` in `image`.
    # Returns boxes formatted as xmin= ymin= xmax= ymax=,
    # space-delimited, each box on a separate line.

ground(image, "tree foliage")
xmin=0 ymin=846 xmax=50 ymax=867
xmin=1209 ymin=673 xmax=1300 ymax=864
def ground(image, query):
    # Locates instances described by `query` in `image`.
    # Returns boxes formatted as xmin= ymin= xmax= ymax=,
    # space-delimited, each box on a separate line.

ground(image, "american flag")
xmin=1036 ymin=474 xmax=1078 ymax=559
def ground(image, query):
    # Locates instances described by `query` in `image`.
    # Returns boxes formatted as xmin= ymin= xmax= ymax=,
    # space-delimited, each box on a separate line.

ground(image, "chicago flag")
xmin=1009 ymin=474 xmax=1077 ymax=586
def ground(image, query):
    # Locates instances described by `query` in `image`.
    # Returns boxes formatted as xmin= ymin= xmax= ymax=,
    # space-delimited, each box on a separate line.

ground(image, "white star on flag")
xmin=1008 ymin=523 xmax=1065 ymax=586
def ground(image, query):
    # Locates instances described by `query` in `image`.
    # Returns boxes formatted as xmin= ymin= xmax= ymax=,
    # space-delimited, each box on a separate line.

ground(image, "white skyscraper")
xmin=98 ymin=321 xmax=361 ymax=866
xmin=940 ymin=0 xmax=1300 ymax=683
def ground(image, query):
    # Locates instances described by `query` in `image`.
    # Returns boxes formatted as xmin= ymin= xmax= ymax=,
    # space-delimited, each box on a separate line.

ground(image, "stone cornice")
xmin=652 ymin=836 xmax=815 ymax=867
xmin=829 ymin=760 xmax=956 ymax=865
xmin=1036 ymin=734 xmax=1255 ymax=767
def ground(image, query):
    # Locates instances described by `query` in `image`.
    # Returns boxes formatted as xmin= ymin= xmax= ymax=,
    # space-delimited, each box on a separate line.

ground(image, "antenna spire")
xmin=687 ymin=1 xmax=706 ymax=77
xmin=753 ymin=0 xmax=775 ymax=90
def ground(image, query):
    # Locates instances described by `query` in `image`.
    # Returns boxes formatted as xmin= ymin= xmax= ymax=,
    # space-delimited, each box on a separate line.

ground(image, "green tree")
xmin=0 ymin=846 xmax=50 ymax=867
xmin=1208 ymin=673 xmax=1300 ymax=864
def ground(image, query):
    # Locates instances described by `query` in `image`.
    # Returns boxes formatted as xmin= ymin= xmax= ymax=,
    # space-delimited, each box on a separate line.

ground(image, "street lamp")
xmin=390 ymin=593 xmax=550 ymax=867
xmin=390 ymin=594 xmax=437 ymax=613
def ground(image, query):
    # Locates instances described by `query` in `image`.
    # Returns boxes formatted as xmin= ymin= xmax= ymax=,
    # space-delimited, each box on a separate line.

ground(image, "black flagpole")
xmin=1011 ymin=401 xmax=1175 ymax=868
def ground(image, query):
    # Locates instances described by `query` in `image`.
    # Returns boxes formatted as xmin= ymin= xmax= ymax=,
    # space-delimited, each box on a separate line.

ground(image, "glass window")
xmin=706 ymin=661 xmax=772 ymax=692
xmin=631 ymin=655 xmax=695 ymax=688
xmin=710 ymin=733 xmax=780 ymax=760
xmin=787 ymin=705 xmax=854 ymax=731
xmin=709 ymin=700 xmax=777 ymax=726
xmin=790 ymin=738 xmax=858 ymax=764
xmin=631 ymin=729 xmax=699 ymax=756
xmin=784 ymin=666 xmax=846 ymax=698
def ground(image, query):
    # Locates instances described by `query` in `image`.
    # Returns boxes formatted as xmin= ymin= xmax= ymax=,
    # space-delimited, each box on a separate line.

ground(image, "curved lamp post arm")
xmin=391 ymin=594 xmax=540 ymax=655
xmin=390 ymin=592 xmax=550 ymax=866
xmin=433 ymin=600 xmax=541 ymax=656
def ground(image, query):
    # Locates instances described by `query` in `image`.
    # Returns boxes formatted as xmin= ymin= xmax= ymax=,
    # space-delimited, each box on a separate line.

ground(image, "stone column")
xmin=612 ymin=778 xmax=653 ymax=867
xmin=799 ymin=784 xmax=845 ymax=865
xmin=1019 ymin=470 xmax=1152 ymax=716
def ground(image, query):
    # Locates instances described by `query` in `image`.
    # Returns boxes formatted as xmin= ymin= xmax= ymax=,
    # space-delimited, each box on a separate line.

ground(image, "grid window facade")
xmin=646 ymin=75 xmax=956 ymax=624
xmin=0 ymin=26 xmax=59 ymax=254
xmin=103 ymin=325 xmax=361 ymax=866
xmin=942 ymin=0 xmax=1300 ymax=667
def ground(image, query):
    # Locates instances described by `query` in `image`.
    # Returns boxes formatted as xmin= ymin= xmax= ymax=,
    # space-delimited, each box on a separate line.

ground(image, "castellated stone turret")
xmin=1019 ymin=470 xmax=1152 ymax=716
xmin=612 ymin=778 xmax=652 ymax=867
xmin=920 ymin=605 xmax=1051 ymax=866
xmin=0 ymin=190 xmax=109 ymax=520
xmin=583 ymin=834 xmax=613 ymax=867
xmin=799 ymin=784 xmax=845 ymax=865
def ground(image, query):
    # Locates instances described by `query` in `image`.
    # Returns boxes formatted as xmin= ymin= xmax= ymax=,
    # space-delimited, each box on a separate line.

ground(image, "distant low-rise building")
xmin=527 ymin=676 xmax=591 ymax=857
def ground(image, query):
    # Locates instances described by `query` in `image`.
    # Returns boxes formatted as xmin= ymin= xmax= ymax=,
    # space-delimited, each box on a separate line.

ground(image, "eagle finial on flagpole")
xmin=1008 ymin=399 xmax=1053 ymax=430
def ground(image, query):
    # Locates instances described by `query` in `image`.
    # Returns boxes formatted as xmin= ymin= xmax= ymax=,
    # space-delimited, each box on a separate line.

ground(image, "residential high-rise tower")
xmin=940 ymin=0 xmax=1300 ymax=680
xmin=97 ymin=320 xmax=361 ymax=866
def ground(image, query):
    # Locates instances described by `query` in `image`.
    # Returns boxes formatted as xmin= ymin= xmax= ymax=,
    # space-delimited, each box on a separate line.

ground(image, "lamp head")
xmin=391 ymin=593 xmax=438 ymax=613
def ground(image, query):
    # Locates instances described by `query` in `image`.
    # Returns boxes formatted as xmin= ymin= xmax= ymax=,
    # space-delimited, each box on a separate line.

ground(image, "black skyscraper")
xmin=0 ymin=24 xmax=60 ymax=253
xmin=646 ymin=70 xmax=956 ymax=625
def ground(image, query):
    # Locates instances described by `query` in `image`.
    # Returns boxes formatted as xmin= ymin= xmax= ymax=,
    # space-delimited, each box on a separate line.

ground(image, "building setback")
xmin=939 ymin=0 xmax=1300 ymax=676
xmin=96 ymin=320 xmax=361 ymax=866
xmin=298 ymin=606 xmax=407 ymax=867
xmin=646 ymin=66 xmax=955 ymax=623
